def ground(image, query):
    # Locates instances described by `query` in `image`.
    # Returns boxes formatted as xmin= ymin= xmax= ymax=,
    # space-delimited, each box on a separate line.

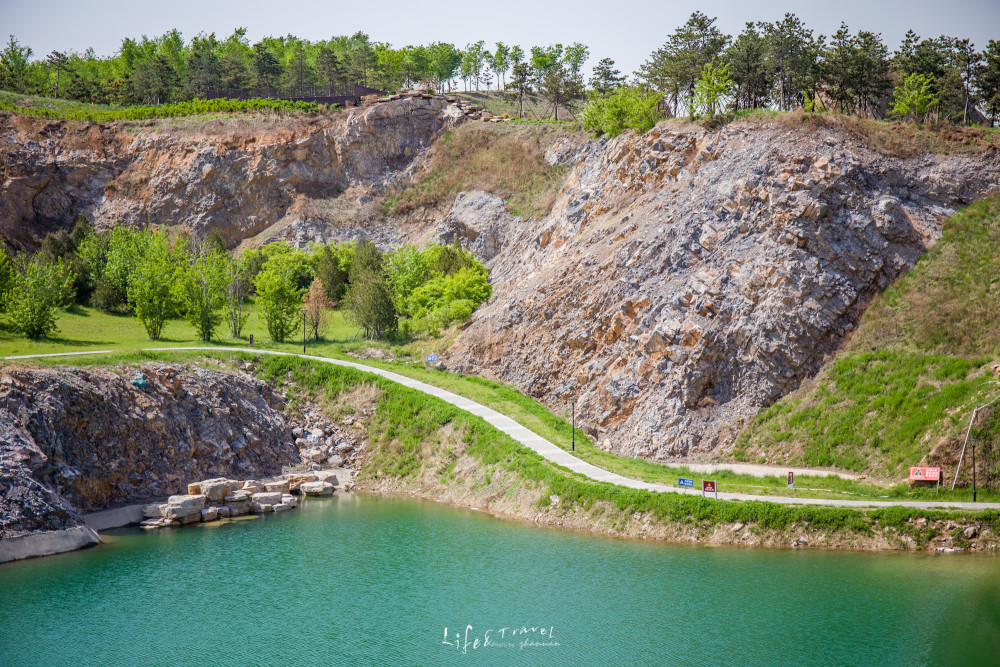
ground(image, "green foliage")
xmin=692 ymin=59 xmax=732 ymax=118
xmin=406 ymin=267 xmax=491 ymax=332
xmin=345 ymin=272 xmax=398 ymax=339
xmin=3 ymin=254 xmax=75 ymax=339
xmin=315 ymin=244 xmax=348 ymax=302
xmin=581 ymin=86 xmax=663 ymax=137
xmin=0 ymin=95 xmax=321 ymax=123
xmin=349 ymin=239 xmax=383 ymax=284
xmin=892 ymin=72 xmax=938 ymax=121
xmin=102 ymin=225 xmax=150 ymax=313
xmin=175 ymin=249 xmax=228 ymax=341
xmin=127 ymin=230 xmax=179 ymax=340
xmin=254 ymin=252 xmax=304 ymax=343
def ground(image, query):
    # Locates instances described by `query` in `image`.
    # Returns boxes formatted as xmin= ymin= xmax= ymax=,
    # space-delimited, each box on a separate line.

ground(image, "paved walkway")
xmin=8 ymin=346 xmax=999 ymax=511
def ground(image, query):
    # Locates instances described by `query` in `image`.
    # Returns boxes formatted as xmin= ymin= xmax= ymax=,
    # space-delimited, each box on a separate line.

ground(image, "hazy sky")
xmin=1 ymin=0 xmax=998 ymax=76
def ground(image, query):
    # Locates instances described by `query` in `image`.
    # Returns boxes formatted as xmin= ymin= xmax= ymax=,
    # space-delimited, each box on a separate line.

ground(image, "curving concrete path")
xmin=7 ymin=346 xmax=1000 ymax=511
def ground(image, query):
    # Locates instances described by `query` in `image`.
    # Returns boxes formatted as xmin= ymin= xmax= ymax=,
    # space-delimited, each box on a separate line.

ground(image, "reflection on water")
xmin=1 ymin=494 xmax=998 ymax=666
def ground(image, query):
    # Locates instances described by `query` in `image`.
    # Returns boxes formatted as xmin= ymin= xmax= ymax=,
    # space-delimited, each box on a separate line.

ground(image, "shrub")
xmin=581 ymin=86 xmax=663 ymax=138
xmin=254 ymin=253 xmax=304 ymax=343
xmin=345 ymin=271 xmax=398 ymax=339
xmin=3 ymin=255 xmax=75 ymax=339
xmin=127 ymin=230 xmax=179 ymax=340
xmin=175 ymin=248 xmax=228 ymax=341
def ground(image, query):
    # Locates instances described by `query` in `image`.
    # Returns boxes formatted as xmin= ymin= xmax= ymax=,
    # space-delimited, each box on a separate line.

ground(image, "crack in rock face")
xmin=444 ymin=123 xmax=1000 ymax=461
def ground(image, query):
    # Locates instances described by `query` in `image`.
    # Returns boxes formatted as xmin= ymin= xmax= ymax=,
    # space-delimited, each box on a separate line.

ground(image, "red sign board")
xmin=787 ymin=472 xmax=794 ymax=488
xmin=703 ymin=480 xmax=716 ymax=493
xmin=909 ymin=467 xmax=941 ymax=481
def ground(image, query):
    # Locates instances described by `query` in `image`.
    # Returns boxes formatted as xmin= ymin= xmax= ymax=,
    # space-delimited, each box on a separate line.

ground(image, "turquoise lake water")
xmin=1 ymin=494 xmax=998 ymax=666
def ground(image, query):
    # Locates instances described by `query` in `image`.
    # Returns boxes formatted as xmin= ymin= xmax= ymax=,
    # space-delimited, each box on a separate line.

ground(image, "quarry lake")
xmin=1 ymin=495 xmax=998 ymax=666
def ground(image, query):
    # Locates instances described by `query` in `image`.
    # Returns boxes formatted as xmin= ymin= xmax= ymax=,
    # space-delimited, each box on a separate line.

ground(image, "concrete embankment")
xmin=0 ymin=525 xmax=102 ymax=564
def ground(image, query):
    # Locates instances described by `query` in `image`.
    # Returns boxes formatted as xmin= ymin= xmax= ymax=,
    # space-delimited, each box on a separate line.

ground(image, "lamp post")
xmin=301 ymin=307 xmax=307 ymax=355
xmin=571 ymin=398 xmax=576 ymax=452
xmin=970 ymin=438 xmax=979 ymax=503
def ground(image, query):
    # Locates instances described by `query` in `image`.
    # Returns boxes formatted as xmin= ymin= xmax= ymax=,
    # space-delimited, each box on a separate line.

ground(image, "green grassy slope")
xmin=735 ymin=194 xmax=1000 ymax=483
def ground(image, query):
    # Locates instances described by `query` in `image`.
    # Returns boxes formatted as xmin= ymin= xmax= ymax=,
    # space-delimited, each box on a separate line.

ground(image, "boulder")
xmin=314 ymin=471 xmax=340 ymax=486
xmin=964 ymin=525 xmax=979 ymax=539
xmin=242 ymin=480 xmax=266 ymax=493
xmin=301 ymin=448 xmax=326 ymax=463
xmin=200 ymin=507 xmax=219 ymax=522
xmin=287 ymin=473 xmax=318 ymax=492
xmin=281 ymin=494 xmax=298 ymax=508
xmin=300 ymin=481 xmax=335 ymax=496
xmin=252 ymin=492 xmax=283 ymax=506
xmin=265 ymin=479 xmax=290 ymax=494
xmin=274 ymin=503 xmax=292 ymax=512
xmin=327 ymin=455 xmax=344 ymax=468
xmin=162 ymin=494 xmax=206 ymax=520
xmin=187 ymin=483 xmax=202 ymax=495
xmin=143 ymin=503 xmax=165 ymax=519
xmin=198 ymin=478 xmax=232 ymax=502
xmin=227 ymin=500 xmax=250 ymax=516
xmin=217 ymin=506 xmax=231 ymax=518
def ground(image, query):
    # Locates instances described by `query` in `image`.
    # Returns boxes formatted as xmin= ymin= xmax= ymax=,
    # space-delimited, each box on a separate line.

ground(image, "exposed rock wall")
xmin=444 ymin=121 xmax=1000 ymax=461
xmin=0 ymin=363 xmax=297 ymax=539
xmin=0 ymin=97 xmax=464 ymax=248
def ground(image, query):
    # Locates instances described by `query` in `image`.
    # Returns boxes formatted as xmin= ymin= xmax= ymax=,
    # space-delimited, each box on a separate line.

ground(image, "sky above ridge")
xmin=1 ymin=0 xmax=998 ymax=77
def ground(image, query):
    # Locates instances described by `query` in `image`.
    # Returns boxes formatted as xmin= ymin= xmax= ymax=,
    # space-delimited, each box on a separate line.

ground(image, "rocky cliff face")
xmin=443 ymin=120 xmax=1000 ymax=461
xmin=0 ymin=97 xmax=463 ymax=248
xmin=0 ymin=363 xmax=297 ymax=538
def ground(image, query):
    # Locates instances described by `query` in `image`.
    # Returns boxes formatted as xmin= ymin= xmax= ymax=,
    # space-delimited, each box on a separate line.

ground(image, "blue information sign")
xmin=427 ymin=354 xmax=439 ymax=362
xmin=678 ymin=477 xmax=694 ymax=488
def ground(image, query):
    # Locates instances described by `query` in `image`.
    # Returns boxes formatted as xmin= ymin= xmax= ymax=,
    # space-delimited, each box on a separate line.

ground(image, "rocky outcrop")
xmin=0 ymin=363 xmax=297 ymax=540
xmin=445 ymin=121 xmax=1000 ymax=461
xmin=0 ymin=97 xmax=464 ymax=249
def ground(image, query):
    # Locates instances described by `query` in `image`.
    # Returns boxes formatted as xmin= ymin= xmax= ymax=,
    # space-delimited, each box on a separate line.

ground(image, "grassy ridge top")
xmin=0 ymin=90 xmax=323 ymax=123
xmin=736 ymin=195 xmax=1000 ymax=481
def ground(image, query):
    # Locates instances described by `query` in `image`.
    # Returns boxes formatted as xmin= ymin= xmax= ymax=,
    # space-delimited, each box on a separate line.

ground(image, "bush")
xmin=406 ymin=266 xmax=491 ymax=331
xmin=3 ymin=255 xmax=75 ymax=339
xmin=254 ymin=253 xmax=304 ymax=342
xmin=345 ymin=271 xmax=398 ymax=339
xmin=581 ymin=87 xmax=663 ymax=137
xmin=175 ymin=249 xmax=228 ymax=341
xmin=127 ymin=230 xmax=179 ymax=340
xmin=316 ymin=244 xmax=347 ymax=302
xmin=92 ymin=273 xmax=126 ymax=312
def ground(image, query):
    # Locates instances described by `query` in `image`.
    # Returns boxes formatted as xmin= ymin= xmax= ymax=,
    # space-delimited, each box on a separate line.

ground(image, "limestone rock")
xmin=200 ymin=507 xmax=219 ymax=522
xmin=286 ymin=473 xmax=317 ymax=492
xmin=251 ymin=492 xmax=283 ymax=506
xmin=300 ymin=481 xmax=335 ymax=496
xmin=265 ymin=480 xmax=290 ymax=494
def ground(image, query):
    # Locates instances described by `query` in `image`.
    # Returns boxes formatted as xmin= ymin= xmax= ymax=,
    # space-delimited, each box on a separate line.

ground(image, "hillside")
xmin=4 ymin=99 xmax=1000 ymax=478
xmin=735 ymin=195 xmax=1000 ymax=483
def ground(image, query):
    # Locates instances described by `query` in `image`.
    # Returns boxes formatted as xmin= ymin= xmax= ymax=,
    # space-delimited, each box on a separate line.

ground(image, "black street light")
xmin=301 ymin=307 xmax=307 ymax=355
xmin=571 ymin=398 xmax=576 ymax=452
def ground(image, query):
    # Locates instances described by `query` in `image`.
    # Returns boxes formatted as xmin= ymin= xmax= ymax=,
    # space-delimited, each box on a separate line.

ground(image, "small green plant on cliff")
xmin=580 ymin=86 xmax=663 ymax=137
